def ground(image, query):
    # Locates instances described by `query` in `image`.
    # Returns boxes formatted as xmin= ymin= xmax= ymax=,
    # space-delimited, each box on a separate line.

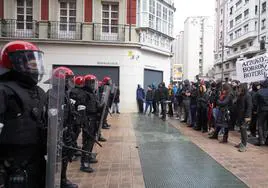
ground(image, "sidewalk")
xmin=67 ymin=114 xmax=145 ymax=188
xmin=169 ymin=118 xmax=268 ymax=188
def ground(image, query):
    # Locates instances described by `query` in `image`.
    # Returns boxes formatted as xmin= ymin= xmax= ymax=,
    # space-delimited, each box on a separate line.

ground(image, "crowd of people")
xmin=0 ymin=41 xmax=118 ymax=188
xmin=137 ymin=77 xmax=268 ymax=152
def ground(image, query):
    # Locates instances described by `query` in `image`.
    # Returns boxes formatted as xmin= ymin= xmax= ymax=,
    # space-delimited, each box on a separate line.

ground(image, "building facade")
xmin=183 ymin=17 xmax=214 ymax=81
xmin=0 ymin=0 xmax=175 ymax=112
xmin=171 ymin=32 xmax=184 ymax=82
xmin=214 ymin=0 xmax=265 ymax=80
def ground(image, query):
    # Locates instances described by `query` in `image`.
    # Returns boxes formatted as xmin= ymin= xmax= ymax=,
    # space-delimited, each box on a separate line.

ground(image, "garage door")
xmin=53 ymin=65 xmax=120 ymax=86
xmin=144 ymin=69 xmax=163 ymax=91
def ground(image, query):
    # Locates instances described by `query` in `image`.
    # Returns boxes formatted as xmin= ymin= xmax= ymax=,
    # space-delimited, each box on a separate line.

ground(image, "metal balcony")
xmin=227 ymin=30 xmax=257 ymax=46
xmin=1 ymin=19 xmax=39 ymax=38
xmin=93 ymin=23 xmax=125 ymax=42
xmin=48 ymin=21 xmax=82 ymax=40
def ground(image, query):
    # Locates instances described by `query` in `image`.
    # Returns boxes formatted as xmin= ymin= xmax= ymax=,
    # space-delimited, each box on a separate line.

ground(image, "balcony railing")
xmin=93 ymin=23 xmax=125 ymax=42
xmin=1 ymin=19 xmax=39 ymax=38
xmin=48 ymin=21 xmax=82 ymax=40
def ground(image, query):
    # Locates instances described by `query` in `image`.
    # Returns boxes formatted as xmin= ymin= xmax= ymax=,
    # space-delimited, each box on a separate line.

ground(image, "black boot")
xmin=89 ymin=155 xmax=98 ymax=163
xmin=61 ymin=179 xmax=78 ymax=188
xmin=219 ymin=135 xmax=228 ymax=143
xmin=208 ymin=131 xmax=218 ymax=139
xmin=80 ymin=163 xmax=94 ymax=173
xmin=98 ymin=135 xmax=107 ymax=142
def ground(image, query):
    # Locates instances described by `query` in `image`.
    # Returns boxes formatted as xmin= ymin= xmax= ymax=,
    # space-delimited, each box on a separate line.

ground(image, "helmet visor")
xmin=86 ymin=79 xmax=98 ymax=91
xmin=8 ymin=50 xmax=45 ymax=82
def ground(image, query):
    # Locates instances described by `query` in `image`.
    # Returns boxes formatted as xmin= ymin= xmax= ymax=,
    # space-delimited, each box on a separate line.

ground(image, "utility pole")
xmin=220 ymin=1 xmax=226 ymax=84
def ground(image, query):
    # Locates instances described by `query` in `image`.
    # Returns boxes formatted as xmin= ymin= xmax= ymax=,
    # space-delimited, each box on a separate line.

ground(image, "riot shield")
xmin=97 ymin=85 xmax=111 ymax=138
xmin=46 ymin=73 xmax=66 ymax=188
xmin=111 ymin=84 xmax=118 ymax=105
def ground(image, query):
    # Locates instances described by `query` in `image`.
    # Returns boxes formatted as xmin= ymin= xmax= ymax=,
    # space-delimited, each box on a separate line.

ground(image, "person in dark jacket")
xmin=196 ymin=84 xmax=209 ymax=132
xmin=112 ymin=87 xmax=120 ymax=114
xmin=188 ymin=83 xmax=198 ymax=128
xmin=159 ymin=82 xmax=168 ymax=120
xmin=255 ymin=78 xmax=268 ymax=146
xmin=181 ymin=80 xmax=191 ymax=123
xmin=235 ymin=83 xmax=252 ymax=152
xmin=144 ymin=85 xmax=154 ymax=115
xmin=136 ymin=84 xmax=145 ymax=113
xmin=249 ymin=82 xmax=260 ymax=137
xmin=168 ymin=84 xmax=174 ymax=117
xmin=209 ymin=84 xmax=232 ymax=143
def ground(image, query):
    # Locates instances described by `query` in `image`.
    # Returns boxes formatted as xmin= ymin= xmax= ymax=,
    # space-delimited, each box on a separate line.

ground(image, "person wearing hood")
xmin=181 ymin=79 xmax=191 ymax=123
xmin=255 ymin=78 xmax=268 ymax=146
xmin=235 ymin=83 xmax=252 ymax=152
xmin=209 ymin=84 xmax=232 ymax=143
xmin=136 ymin=84 xmax=145 ymax=113
xmin=196 ymin=84 xmax=209 ymax=132
xmin=249 ymin=82 xmax=260 ymax=137
xmin=159 ymin=82 xmax=168 ymax=120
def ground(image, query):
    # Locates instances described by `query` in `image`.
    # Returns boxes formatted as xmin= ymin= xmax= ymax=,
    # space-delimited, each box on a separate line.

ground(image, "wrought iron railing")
xmin=93 ymin=23 xmax=125 ymax=42
xmin=1 ymin=19 xmax=39 ymax=38
xmin=48 ymin=21 xmax=82 ymax=40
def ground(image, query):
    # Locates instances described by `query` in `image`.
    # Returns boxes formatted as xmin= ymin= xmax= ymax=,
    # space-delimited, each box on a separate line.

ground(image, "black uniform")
xmin=70 ymin=87 xmax=88 ymax=155
xmin=80 ymin=87 xmax=102 ymax=172
xmin=0 ymin=78 xmax=47 ymax=188
xmin=256 ymin=80 xmax=268 ymax=145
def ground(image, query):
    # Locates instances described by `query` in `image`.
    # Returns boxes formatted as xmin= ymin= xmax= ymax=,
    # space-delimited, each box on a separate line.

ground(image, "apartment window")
xmin=234 ymin=47 xmax=238 ymax=52
xmin=233 ymin=62 xmax=236 ymax=68
xmin=225 ymin=63 xmax=229 ymax=69
xmin=262 ymin=19 xmax=266 ymax=30
xmin=244 ymin=9 xmax=249 ymax=19
xmin=102 ymin=3 xmax=119 ymax=33
xmin=221 ymin=8 xmax=223 ymax=14
xmin=16 ymin=0 xmax=33 ymax=30
xmin=261 ymin=36 xmax=266 ymax=41
xmin=230 ymin=6 xmax=233 ymax=15
xmin=156 ymin=3 xmax=161 ymax=31
xmin=230 ymin=33 xmax=233 ymax=40
xmin=262 ymin=2 xmax=266 ymax=13
xmin=241 ymin=44 xmax=246 ymax=49
xmin=255 ymin=5 xmax=258 ymax=15
xmin=60 ymin=1 xmax=76 ymax=31
xmin=249 ymin=41 xmax=253 ymax=46
xmin=220 ymin=31 xmax=223 ymax=39
xmin=149 ymin=0 xmax=155 ymax=28
xmin=163 ymin=7 xmax=168 ymax=34
xmin=168 ymin=11 xmax=174 ymax=36
xmin=220 ymin=20 xmax=223 ymax=26
xmin=255 ymin=21 xmax=258 ymax=30
xmin=219 ymin=64 xmax=222 ymax=69
xmin=230 ymin=20 xmax=233 ymax=28
xmin=245 ymin=0 xmax=249 ymax=3
xmin=244 ymin=24 xmax=249 ymax=32
xmin=236 ymin=0 xmax=242 ymax=8
xmin=235 ymin=14 xmax=242 ymax=23
xmin=235 ymin=28 xmax=242 ymax=38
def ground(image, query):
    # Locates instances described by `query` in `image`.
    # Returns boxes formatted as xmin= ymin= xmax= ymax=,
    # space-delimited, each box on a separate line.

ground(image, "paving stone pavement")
xmin=66 ymin=114 xmax=268 ymax=188
xmin=169 ymin=118 xmax=268 ymax=188
xmin=67 ymin=113 xmax=145 ymax=188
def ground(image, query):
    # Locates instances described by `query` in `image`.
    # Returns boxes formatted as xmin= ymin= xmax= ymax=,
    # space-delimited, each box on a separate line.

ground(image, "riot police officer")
xmin=70 ymin=76 xmax=86 ymax=159
xmin=80 ymin=74 xmax=102 ymax=173
xmin=51 ymin=67 xmax=78 ymax=188
xmin=0 ymin=41 xmax=47 ymax=188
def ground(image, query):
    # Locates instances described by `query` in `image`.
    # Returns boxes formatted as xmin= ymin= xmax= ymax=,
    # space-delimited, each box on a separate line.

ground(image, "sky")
xmin=174 ymin=0 xmax=215 ymax=35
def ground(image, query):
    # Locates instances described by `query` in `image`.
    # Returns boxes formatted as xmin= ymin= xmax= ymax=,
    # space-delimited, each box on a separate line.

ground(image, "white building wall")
xmin=183 ymin=17 xmax=214 ymax=81
xmin=202 ymin=18 xmax=214 ymax=76
xmin=6 ymin=43 xmax=171 ymax=113
xmin=177 ymin=31 xmax=184 ymax=65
